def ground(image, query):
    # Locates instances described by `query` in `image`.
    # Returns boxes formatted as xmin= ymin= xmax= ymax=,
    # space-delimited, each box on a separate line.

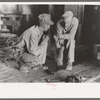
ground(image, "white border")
xmin=0 ymin=2 xmax=100 ymax=5
xmin=0 ymin=83 xmax=100 ymax=98
xmin=0 ymin=2 xmax=100 ymax=98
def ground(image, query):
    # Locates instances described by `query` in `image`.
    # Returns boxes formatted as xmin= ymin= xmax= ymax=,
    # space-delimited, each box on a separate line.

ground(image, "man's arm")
xmin=53 ymin=21 xmax=63 ymax=48
xmin=56 ymin=20 xmax=63 ymax=38
xmin=12 ymin=32 xmax=26 ymax=54
xmin=64 ymin=18 xmax=79 ymax=40
xmin=15 ymin=34 xmax=25 ymax=48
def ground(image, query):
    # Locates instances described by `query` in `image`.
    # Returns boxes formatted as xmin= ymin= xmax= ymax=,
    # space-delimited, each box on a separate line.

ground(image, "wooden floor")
xmin=0 ymin=58 xmax=100 ymax=83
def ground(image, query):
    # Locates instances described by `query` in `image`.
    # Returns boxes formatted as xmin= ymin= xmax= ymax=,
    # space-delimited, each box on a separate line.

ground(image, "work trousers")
xmin=17 ymin=43 xmax=48 ymax=68
xmin=55 ymin=39 xmax=75 ymax=65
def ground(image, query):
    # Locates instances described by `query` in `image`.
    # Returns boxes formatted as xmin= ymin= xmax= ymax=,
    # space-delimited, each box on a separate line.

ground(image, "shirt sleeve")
xmin=36 ymin=43 xmax=47 ymax=55
xmin=64 ymin=18 xmax=79 ymax=40
xmin=56 ymin=20 xmax=63 ymax=38
xmin=15 ymin=33 xmax=25 ymax=49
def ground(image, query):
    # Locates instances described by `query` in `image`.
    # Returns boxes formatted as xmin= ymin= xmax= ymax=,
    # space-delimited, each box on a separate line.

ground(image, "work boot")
xmin=66 ymin=62 xmax=73 ymax=71
xmin=32 ymin=64 xmax=48 ymax=70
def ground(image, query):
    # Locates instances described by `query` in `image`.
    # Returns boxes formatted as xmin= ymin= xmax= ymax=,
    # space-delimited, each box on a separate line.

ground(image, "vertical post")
xmin=47 ymin=5 xmax=52 ymax=55
xmin=76 ymin=5 xmax=85 ymax=45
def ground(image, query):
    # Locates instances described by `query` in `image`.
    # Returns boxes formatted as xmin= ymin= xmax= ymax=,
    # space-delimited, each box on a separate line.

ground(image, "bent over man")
xmin=15 ymin=14 xmax=54 ymax=72
xmin=54 ymin=11 xmax=79 ymax=70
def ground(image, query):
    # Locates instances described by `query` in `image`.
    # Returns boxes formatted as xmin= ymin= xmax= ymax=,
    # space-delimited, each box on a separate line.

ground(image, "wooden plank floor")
xmin=0 ymin=64 xmax=48 ymax=83
xmin=0 ymin=59 xmax=100 ymax=83
xmin=0 ymin=60 xmax=48 ymax=82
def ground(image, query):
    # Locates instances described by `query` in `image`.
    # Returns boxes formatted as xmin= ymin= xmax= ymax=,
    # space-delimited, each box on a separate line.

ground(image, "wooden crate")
xmin=93 ymin=44 xmax=100 ymax=60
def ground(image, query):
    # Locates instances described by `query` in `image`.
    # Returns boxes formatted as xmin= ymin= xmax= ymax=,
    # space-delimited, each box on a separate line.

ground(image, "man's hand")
xmin=58 ymin=35 xmax=65 ymax=40
xmin=55 ymin=42 xmax=61 ymax=48
xmin=42 ymin=35 xmax=49 ymax=42
xmin=53 ymin=35 xmax=58 ymax=42
xmin=40 ymin=35 xmax=49 ymax=45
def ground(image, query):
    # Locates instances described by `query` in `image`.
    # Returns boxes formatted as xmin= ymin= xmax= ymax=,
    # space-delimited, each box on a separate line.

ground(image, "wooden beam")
xmin=0 ymin=74 xmax=22 ymax=82
xmin=74 ymin=67 xmax=93 ymax=75
xmin=85 ymin=74 xmax=100 ymax=83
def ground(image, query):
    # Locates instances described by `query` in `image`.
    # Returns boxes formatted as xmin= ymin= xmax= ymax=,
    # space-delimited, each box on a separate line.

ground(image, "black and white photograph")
xmin=0 ymin=3 xmax=100 ymax=83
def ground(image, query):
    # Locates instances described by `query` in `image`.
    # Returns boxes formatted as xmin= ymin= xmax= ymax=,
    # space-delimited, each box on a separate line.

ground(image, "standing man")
xmin=54 ymin=11 xmax=79 ymax=70
xmin=14 ymin=14 xmax=54 ymax=72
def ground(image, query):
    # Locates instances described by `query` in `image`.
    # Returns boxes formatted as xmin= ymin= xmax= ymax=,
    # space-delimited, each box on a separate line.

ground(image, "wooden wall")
xmin=0 ymin=5 xmax=33 ymax=36
xmin=82 ymin=5 xmax=100 ymax=45
xmin=0 ymin=5 xmax=84 ymax=40
xmin=0 ymin=5 xmax=85 ymax=54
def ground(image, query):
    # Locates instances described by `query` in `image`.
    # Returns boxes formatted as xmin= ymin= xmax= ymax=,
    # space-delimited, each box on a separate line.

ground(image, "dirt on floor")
xmin=42 ymin=54 xmax=100 ymax=83
xmin=0 ymin=52 xmax=100 ymax=83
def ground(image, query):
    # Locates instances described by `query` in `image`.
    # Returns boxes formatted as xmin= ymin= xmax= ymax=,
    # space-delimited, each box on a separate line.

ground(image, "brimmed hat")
xmin=62 ymin=11 xmax=73 ymax=18
xmin=38 ymin=13 xmax=54 ymax=25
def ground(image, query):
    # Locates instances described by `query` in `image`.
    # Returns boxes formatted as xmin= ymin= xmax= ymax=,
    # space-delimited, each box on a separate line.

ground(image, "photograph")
xmin=0 ymin=3 xmax=100 ymax=83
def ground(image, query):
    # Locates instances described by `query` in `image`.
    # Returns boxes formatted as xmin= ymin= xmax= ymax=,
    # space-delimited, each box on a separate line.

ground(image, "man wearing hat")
xmin=14 ymin=13 xmax=54 ymax=72
xmin=54 ymin=11 xmax=79 ymax=70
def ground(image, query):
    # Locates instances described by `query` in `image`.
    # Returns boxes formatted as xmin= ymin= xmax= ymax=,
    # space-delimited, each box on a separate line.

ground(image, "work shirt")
xmin=16 ymin=25 xmax=47 ymax=56
xmin=56 ymin=17 xmax=79 ymax=40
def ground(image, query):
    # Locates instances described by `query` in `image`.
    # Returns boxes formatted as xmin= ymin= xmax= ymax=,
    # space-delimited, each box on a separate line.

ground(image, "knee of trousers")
xmin=69 ymin=39 xmax=75 ymax=44
xmin=66 ymin=39 xmax=75 ymax=48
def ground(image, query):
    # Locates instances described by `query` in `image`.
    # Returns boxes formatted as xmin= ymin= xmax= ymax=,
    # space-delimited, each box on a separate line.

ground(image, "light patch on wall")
xmin=20 ymin=5 xmax=32 ymax=15
xmin=94 ymin=6 xmax=98 ymax=10
xmin=0 ymin=5 xmax=19 ymax=14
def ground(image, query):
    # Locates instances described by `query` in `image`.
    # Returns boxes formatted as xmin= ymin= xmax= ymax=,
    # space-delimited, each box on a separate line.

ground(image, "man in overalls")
xmin=54 ymin=11 xmax=79 ymax=70
xmin=14 ymin=14 xmax=54 ymax=72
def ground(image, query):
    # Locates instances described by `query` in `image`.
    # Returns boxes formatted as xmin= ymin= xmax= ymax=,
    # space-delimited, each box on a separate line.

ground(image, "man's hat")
xmin=62 ymin=11 xmax=73 ymax=18
xmin=38 ymin=14 xmax=54 ymax=25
